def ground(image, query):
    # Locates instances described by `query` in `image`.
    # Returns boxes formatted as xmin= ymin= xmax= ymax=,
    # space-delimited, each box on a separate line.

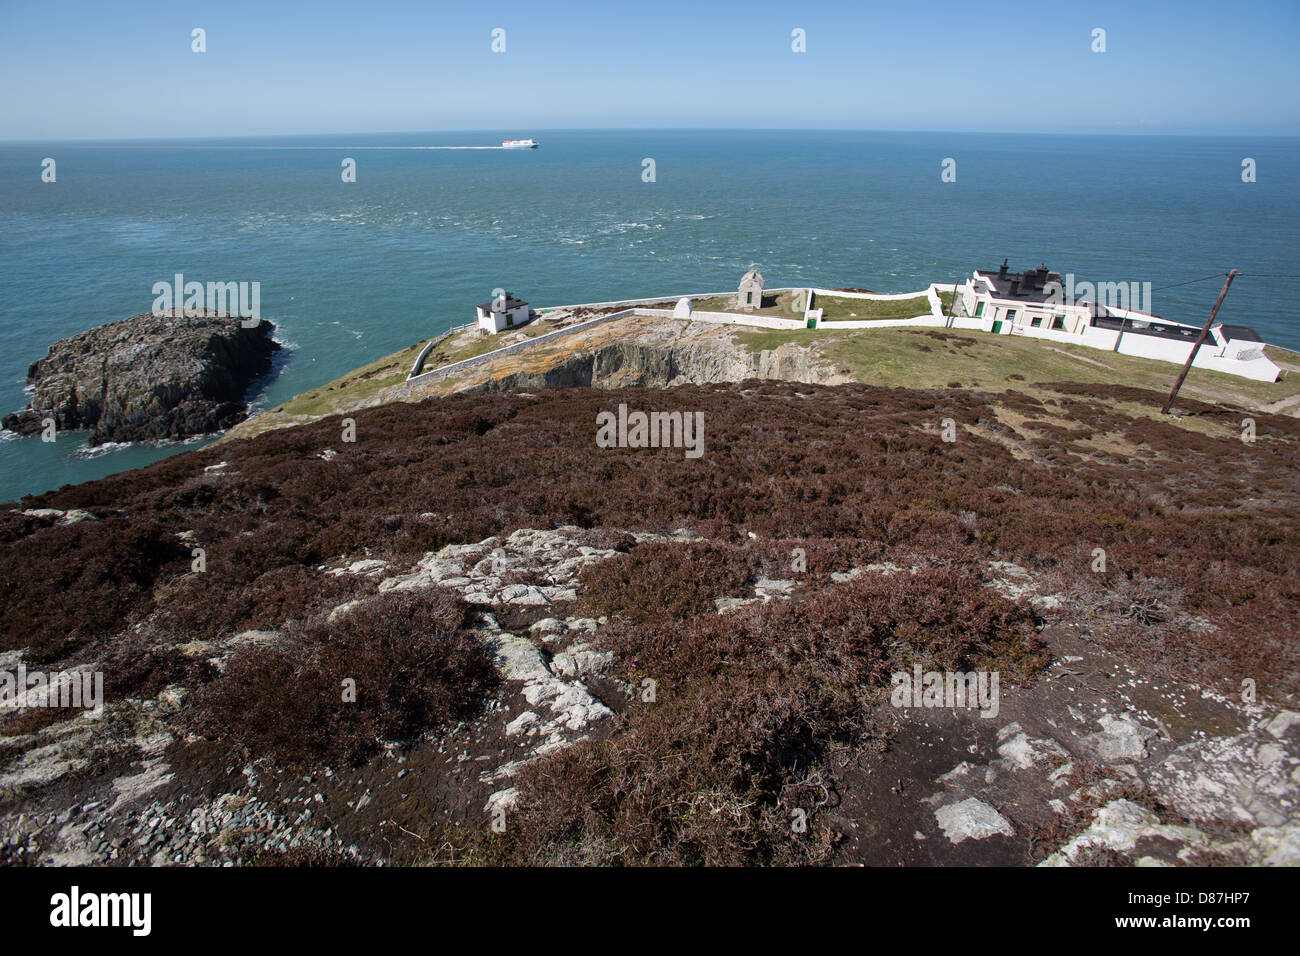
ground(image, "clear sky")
xmin=2 ymin=0 xmax=1297 ymax=140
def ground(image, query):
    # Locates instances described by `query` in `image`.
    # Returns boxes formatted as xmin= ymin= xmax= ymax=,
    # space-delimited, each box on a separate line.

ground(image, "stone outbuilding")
xmin=737 ymin=269 xmax=764 ymax=311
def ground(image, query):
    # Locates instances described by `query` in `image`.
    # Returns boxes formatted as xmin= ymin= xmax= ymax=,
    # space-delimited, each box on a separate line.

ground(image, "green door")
xmin=991 ymin=320 xmax=1003 ymax=334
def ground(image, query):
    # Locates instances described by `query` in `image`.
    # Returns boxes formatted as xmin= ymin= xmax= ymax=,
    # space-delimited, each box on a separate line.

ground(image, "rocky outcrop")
xmin=466 ymin=338 xmax=844 ymax=393
xmin=2 ymin=310 xmax=278 ymax=445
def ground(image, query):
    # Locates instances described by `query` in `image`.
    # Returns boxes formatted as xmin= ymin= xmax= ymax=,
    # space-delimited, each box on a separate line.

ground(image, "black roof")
xmin=478 ymin=294 xmax=528 ymax=312
xmin=976 ymin=264 xmax=1073 ymax=307
xmin=1090 ymin=314 xmax=1205 ymax=342
xmin=1218 ymin=323 xmax=1263 ymax=343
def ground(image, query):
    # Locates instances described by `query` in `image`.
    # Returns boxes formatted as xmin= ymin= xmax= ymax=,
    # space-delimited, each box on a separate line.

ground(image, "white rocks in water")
xmin=1040 ymin=799 xmax=1204 ymax=867
xmin=1086 ymin=713 xmax=1159 ymax=761
xmin=934 ymin=797 xmax=1014 ymax=844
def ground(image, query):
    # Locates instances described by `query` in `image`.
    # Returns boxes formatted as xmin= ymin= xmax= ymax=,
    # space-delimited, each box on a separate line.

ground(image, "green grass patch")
xmin=691 ymin=290 xmax=807 ymax=317
xmin=731 ymin=326 xmax=1300 ymax=408
xmin=274 ymin=342 xmax=424 ymax=418
xmin=814 ymin=293 xmax=933 ymax=322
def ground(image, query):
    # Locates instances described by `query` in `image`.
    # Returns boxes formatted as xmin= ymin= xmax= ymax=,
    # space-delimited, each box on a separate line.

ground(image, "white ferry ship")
xmin=501 ymin=139 xmax=539 ymax=149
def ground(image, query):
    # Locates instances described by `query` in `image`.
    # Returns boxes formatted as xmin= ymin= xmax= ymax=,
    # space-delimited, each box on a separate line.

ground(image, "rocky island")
xmin=2 ymin=311 xmax=278 ymax=445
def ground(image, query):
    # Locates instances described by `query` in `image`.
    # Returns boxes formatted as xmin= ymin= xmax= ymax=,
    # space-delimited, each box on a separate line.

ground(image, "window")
xmin=1030 ymin=315 xmax=1043 ymax=328
xmin=1051 ymin=315 xmax=1066 ymax=330
xmin=974 ymin=301 xmax=984 ymax=317
xmin=1006 ymin=310 xmax=1017 ymax=322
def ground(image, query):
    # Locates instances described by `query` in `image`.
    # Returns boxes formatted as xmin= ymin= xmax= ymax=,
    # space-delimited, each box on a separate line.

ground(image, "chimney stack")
xmin=998 ymin=258 xmax=1008 ymax=279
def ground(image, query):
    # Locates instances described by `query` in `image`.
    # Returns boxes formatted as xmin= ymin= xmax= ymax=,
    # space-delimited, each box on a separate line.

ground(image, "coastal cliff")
xmin=466 ymin=336 xmax=846 ymax=392
xmin=2 ymin=311 xmax=278 ymax=445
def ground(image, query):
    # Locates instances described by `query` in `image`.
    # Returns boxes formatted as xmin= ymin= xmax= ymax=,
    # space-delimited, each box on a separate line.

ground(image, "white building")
xmin=960 ymin=261 xmax=1280 ymax=383
xmin=476 ymin=293 xmax=531 ymax=333
xmin=737 ymin=269 xmax=764 ymax=311
xmin=962 ymin=261 xmax=1092 ymax=335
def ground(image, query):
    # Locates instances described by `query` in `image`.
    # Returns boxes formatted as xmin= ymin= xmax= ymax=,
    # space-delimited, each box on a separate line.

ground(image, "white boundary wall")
xmin=410 ymin=283 xmax=1281 ymax=384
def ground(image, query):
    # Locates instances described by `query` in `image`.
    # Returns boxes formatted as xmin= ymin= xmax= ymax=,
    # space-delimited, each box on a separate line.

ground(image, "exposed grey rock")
xmin=1040 ymin=799 xmax=1205 ymax=867
xmin=1086 ymin=713 xmax=1160 ymax=761
xmin=2 ymin=310 xmax=278 ymax=444
xmin=934 ymin=797 xmax=1014 ymax=843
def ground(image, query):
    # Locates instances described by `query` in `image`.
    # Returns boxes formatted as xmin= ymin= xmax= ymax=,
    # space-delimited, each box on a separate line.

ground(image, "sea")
xmin=1 ymin=129 xmax=1297 ymax=503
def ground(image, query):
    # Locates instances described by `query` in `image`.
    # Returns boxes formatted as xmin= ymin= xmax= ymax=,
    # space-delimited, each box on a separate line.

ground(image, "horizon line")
xmin=5 ymin=127 xmax=1299 ymax=146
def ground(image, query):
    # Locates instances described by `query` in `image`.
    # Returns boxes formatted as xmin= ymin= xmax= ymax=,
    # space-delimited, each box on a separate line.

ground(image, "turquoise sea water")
xmin=1 ymin=129 xmax=1297 ymax=502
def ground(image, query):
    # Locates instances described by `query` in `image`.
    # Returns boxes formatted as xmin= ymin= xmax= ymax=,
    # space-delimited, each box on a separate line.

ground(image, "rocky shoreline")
xmin=3 ymin=310 xmax=279 ymax=445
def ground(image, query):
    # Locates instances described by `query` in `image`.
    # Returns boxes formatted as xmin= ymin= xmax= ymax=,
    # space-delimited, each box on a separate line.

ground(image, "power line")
xmin=1150 ymin=273 xmax=1229 ymax=292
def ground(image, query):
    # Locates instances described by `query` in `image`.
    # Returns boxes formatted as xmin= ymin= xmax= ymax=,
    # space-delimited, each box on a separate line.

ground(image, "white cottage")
xmin=962 ymin=261 xmax=1092 ymax=335
xmin=476 ymin=293 xmax=531 ymax=333
xmin=961 ymin=260 xmax=1279 ymax=381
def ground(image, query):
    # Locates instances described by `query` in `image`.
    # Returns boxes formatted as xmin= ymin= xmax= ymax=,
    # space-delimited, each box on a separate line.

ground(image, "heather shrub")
xmin=0 ymin=517 xmax=184 ymax=662
xmin=495 ymin=562 xmax=1043 ymax=865
xmin=577 ymin=541 xmax=759 ymax=623
xmin=10 ymin=379 xmax=1297 ymax=704
xmin=97 ymin=630 xmax=218 ymax=700
xmin=183 ymin=588 xmax=495 ymax=766
xmin=155 ymin=563 xmax=374 ymax=643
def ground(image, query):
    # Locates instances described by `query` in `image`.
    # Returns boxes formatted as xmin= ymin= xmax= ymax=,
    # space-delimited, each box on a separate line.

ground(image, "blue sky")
xmin=2 ymin=0 xmax=1297 ymax=140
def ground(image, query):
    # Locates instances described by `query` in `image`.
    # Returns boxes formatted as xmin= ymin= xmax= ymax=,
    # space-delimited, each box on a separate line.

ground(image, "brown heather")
xmin=1 ymin=380 xmax=1297 ymax=862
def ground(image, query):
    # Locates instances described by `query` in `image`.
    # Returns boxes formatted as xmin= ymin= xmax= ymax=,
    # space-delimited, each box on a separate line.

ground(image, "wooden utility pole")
xmin=1161 ymin=270 xmax=1237 ymax=414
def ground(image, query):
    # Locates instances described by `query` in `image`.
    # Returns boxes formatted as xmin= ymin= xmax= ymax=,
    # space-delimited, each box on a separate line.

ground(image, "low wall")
xmin=686 ymin=310 xmax=809 ymax=330
xmin=409 ymin=285 xmax=1280 ymax=386
xmin=406 ymin=309 xmax=637 ymax=385
xmin=816 ymin=314 xmax=945 ymax=330
xmin=408 ymin=325 xmax=471 ymax=378
xmin=810 ymin=285 xmax=945 ymax=325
